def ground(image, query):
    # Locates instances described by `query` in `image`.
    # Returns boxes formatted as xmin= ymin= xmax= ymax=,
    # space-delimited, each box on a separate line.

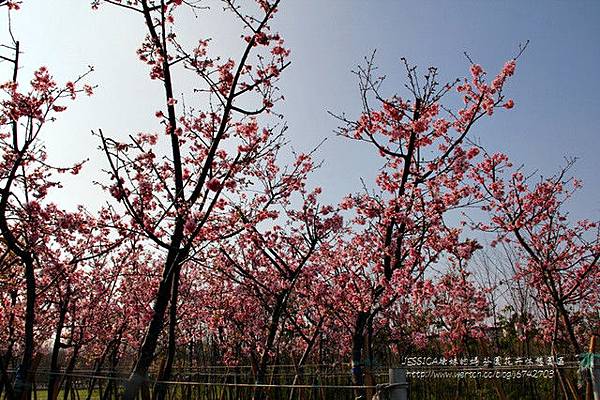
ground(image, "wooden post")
xmin=388 ymin=368 xmax=408 ymax=400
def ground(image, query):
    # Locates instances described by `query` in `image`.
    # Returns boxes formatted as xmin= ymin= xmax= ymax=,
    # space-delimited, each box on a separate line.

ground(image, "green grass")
xmin=32 ymin=389 xmax=101 ymax=400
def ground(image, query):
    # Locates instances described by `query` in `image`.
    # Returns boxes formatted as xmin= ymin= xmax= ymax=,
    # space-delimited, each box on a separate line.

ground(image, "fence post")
xmin=388 ymin=368 xmax=408 ymax=400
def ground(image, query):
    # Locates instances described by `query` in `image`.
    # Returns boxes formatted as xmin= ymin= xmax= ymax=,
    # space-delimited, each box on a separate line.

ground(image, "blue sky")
xmin=4 ymin=0 xmax=600 ymax=220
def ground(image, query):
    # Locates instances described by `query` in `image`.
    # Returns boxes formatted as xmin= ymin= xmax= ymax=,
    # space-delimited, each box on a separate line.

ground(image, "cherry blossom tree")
xmin=1 ymin=1 xmax=599 ymax=399
xmin=209 ymin=160 xmax=342 ymax=399
xmin=331 ymin=48 xmax=524 ymax=395
xmin=0 ymin=2 xmax=97 ymax=396
xmin=91 ymin=0 xmax=291 ymax=397
xmin=473 ymin=157 xmax=600 ymax=355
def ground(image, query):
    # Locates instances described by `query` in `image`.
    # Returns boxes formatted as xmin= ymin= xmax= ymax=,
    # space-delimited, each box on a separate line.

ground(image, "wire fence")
xmin=1 ymin=362 xmax=583 ymax=400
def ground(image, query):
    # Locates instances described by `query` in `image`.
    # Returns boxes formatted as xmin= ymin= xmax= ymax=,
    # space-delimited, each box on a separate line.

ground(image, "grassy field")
xmin=32 ymin=389 xmax=101 ymax=400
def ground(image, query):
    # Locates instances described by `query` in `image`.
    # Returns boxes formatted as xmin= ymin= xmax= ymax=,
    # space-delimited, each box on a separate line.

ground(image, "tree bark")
xmin=48 ymin=297 xmax=68 ymax=400
xmin=0 ymin=290 xmax=17 ymax=400
xmin=13 ymin=256 xmax=36 ymax=400
xmin=155 ymin=268 xmax=180 ymax=400
xmin=351 ymin=312 xmax=369 ymax=400
xmin=252 ymin=293 xmax=287 ymax=400
xmin=124 ymin=247 xmax=184 ymax=400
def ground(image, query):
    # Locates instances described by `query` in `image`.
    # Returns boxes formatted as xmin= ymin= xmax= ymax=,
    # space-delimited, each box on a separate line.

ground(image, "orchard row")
xmin=0 ymin=1 xmax=597 ymax=400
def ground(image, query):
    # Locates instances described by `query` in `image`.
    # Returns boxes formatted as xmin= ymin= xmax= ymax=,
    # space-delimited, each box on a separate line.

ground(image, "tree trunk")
xmin=123 ymin=247 xmax=183 ymax=400
xmin=0 ymin=355 xmax=16 ymax=400
xmin=155 ymin=267 xmax=181 ymax=400
xmin=48 ymin=297 xmax=69 ymax=400
xmin=363 ymin=318 xmax=375 ymax=400
xmin=288 ymin=319 xmax=323 ymax=400
xmin=84 ymin=339 xmax=113 ymax=400
xmin=101 ymin=341 xmax=120 ymax=400
xmin=556 ymin=300 xmax=582 ymax=354
xmin=351 ymin=312 xmax=369 ymax=400
xmin=0 ymin=290 xmax=18 ymax=400
xmin=13 ymin=256 xmax=36 ymax=400
xmin=252 ymin=294 xmax=286 ymax=400
xmin=62 ymin=345 xmax=80 ymax=400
